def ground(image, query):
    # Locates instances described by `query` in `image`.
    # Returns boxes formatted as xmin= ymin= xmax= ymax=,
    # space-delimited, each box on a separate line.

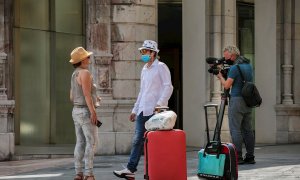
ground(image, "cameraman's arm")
xmin=217 ymin=72 xmax=234 ymax=89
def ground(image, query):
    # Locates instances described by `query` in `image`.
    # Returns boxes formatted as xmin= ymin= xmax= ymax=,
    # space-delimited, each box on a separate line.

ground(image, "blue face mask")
xmin=141 ymin=55 xmax=151 ymax=63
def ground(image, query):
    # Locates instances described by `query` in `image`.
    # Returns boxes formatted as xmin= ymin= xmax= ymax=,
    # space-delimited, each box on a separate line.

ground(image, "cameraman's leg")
xmin=228 ymin=97 xmax=244 ymax=160
xmin=241 ymin=112 xmax=255 ymax=158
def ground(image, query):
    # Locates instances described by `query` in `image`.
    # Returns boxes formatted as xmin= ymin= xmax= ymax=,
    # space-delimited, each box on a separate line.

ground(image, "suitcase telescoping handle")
xmin=204 ymin=104 xmax=219 ymax=143
xmin=154 ymin=106 xmax=169 ymax=113
xmin=203 ymin=104 xmax=222 ymax=159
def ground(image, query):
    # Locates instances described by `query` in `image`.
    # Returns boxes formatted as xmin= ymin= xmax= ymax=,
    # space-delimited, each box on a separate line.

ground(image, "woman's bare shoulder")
xmin=78 ymin=69 xmax=91 ymax=76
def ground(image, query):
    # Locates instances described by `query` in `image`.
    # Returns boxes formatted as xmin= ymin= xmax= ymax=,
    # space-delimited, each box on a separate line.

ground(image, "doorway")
xmin=237 ymin=2 xmax=255 ymax=127
xmin=158 ymin=1 xmax=182 ymax=129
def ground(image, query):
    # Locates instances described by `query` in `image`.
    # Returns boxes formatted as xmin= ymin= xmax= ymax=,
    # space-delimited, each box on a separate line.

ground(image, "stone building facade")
xmin=0 ymin=0 xmax=15 ymax=160
xmin=0 ymin=0 xmax=299 ymax=160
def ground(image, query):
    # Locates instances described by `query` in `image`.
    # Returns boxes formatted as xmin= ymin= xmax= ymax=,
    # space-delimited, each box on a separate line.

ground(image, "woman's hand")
xmin=90 ymin=111 xmax=97 ymax=125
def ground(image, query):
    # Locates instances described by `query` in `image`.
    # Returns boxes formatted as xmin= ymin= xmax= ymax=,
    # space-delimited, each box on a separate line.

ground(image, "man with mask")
xmin=113 ymin=40 xmax=173 ymax=179
xmin=216 ymin=45 xmax=256 ymax=165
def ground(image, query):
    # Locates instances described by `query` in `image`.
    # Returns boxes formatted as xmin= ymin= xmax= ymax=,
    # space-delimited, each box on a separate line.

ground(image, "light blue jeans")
xmin=127 ymin=112 xmax=153 ymax=172
xmin=228 ymin=97 xmax=255 ymax=159
xmin=72 ymin=107 xmax=98 ymax=176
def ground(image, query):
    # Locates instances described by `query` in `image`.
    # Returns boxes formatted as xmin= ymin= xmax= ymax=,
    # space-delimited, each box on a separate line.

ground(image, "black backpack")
xmin=237 ymin=65 xmax=262 ymax=108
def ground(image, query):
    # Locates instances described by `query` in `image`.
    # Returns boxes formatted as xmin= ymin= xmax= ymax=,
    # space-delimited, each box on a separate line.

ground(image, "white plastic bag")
xmin=145 ymin=111 xmax=177 ymax=131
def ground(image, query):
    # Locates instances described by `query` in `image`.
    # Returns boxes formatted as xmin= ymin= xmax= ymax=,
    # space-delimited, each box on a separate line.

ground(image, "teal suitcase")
xmin=197 ymin=104 xmax=238 ymax=180
xmin=198 ymin=149 xmax=226 ymax=178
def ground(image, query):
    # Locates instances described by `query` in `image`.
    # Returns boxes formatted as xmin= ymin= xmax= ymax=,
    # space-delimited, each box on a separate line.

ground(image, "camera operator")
xmin=216 ymin=45 xmax=256 ymax=165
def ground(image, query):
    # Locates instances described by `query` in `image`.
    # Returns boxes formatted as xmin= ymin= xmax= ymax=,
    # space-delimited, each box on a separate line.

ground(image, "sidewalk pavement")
xmin=0 ymin=144 xmax=299 ymax=180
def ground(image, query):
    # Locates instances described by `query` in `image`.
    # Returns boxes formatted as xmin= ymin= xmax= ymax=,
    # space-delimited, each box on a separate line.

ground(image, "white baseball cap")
xmin=138 ymin=40 xmax=159 ymax=53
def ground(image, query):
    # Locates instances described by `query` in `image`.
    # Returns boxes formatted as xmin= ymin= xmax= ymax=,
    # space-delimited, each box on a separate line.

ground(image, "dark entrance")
xmin=237 ymin=2 xmax=255 ymax=127
xmin=158 ymin=1 xmax=182 ymax=129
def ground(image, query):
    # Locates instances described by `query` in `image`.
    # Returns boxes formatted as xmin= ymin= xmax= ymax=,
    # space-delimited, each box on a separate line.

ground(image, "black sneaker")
xmin=243 ymin=156 xmax=256 ymax=164
xmin=238 ymin=158 xmax=245 ymax=165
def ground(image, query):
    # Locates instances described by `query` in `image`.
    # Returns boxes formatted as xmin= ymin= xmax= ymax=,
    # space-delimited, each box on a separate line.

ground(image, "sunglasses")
xmin=140 ymin=49 xmax=152 ymax=55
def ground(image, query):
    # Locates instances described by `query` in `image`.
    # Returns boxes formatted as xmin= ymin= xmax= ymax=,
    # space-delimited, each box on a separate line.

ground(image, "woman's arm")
xmin=70 ymin=89 xmax=73 ymax=102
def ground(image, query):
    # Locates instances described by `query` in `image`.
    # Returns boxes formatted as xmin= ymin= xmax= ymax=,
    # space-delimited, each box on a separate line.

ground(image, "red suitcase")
xmin=144 ymin=130 xmax=187 ymax=180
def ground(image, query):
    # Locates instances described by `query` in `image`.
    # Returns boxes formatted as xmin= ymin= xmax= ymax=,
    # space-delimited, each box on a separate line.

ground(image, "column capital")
xmin=0 ymin=99 xmax=14 ymax=111
xmin=0 ymin=52 xmax=7 ymax=61
xmin=94 ymin=53 xmax=113 ymax=65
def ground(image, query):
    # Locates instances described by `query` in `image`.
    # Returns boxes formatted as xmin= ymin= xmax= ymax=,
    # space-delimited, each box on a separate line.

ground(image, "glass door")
xmin=238 ymin=2 xmax=255 ymax=68
xmin=50 ymin=0 xmax=85 ymax=144
xmin=14 ymin=0 xmax=85 ymax=145
xmin=14 ymin=0 xmax=51 ymax=145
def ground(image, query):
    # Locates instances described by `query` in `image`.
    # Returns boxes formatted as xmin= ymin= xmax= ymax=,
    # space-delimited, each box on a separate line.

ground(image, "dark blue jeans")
xmin=127 ymin=112 xmax=153 ymax=172
xmin=228 ymin=97 xmax=255 ymax=159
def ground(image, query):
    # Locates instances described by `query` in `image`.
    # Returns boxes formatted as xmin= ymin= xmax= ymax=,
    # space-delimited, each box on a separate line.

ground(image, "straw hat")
xmin=69 ymin=47 xmax=93 ymax=64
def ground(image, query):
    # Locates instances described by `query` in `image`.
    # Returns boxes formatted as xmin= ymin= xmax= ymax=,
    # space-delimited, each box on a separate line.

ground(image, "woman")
xmin=69 ymin=47 xmax=100 ymax=180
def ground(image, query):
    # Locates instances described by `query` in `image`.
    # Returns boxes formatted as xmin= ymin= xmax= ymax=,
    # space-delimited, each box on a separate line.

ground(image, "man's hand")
xmin=217 ymin=72 xmax=234 ymax=90
xmin=129 ymin=113 xmax=136 ymax=122
xmin=153 ymin=105 xmax=161 ymax=113
xmin=217 ymin=71 xmax=223 ymax=79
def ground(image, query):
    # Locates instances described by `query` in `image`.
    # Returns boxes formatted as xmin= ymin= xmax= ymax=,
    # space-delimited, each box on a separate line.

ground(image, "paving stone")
xmin=0 ymin=144 xmax=299 ymax=179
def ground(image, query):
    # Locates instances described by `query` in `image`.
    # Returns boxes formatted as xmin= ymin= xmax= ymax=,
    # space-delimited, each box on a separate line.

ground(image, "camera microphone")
xmin=206 ymin=57 xmax=225 ymax=64
xmin=206 ymin=57 xmax=218 ymax=64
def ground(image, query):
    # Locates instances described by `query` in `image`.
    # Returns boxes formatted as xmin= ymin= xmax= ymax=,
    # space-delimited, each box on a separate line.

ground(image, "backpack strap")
xmin=236 ymin=65 xmax=245 ymax=83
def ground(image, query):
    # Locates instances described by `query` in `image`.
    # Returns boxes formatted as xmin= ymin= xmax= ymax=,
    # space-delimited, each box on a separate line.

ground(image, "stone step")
xmin=13 ymin=145 xmax=74 ymax=160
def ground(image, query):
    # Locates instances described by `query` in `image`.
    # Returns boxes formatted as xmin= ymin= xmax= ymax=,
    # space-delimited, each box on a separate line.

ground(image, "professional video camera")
xmin=206 ymin=57 xmax=233 ymax=79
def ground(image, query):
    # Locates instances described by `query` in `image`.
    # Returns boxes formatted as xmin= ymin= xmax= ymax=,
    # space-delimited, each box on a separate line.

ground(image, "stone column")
xmin=255 ymin=0 xmax=277 ymax=144
xmin=209 ymin=0 xmax=236 ymax=104
xmin=0 ymin=0 xmax=15 ymax=161
xmin=207 ymin=0 xmax=236 ymax=143
xmin=86 ymin=0 xmax=117 ymax=155
xmin=281 ymin=0 xmax=294 ymax=105
xmin=183 ymin=0 xmax=208 ymax=147
xmin=0 ymin=53 xmax=15 ymax=161
xmin=275 ymin=0 xmax=300 ymax=144
xmin=294 ymin=0 xmax=300 ymax=104
xmin=87 ymin=0 xmax=157 ymax=155
xmin=210 ymin=0 xmax=223 ymax=103
xmin=111 ymin=0 xmax=157 ymax=154
xmin=86 ymin=0 xmax=113 ymax=99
